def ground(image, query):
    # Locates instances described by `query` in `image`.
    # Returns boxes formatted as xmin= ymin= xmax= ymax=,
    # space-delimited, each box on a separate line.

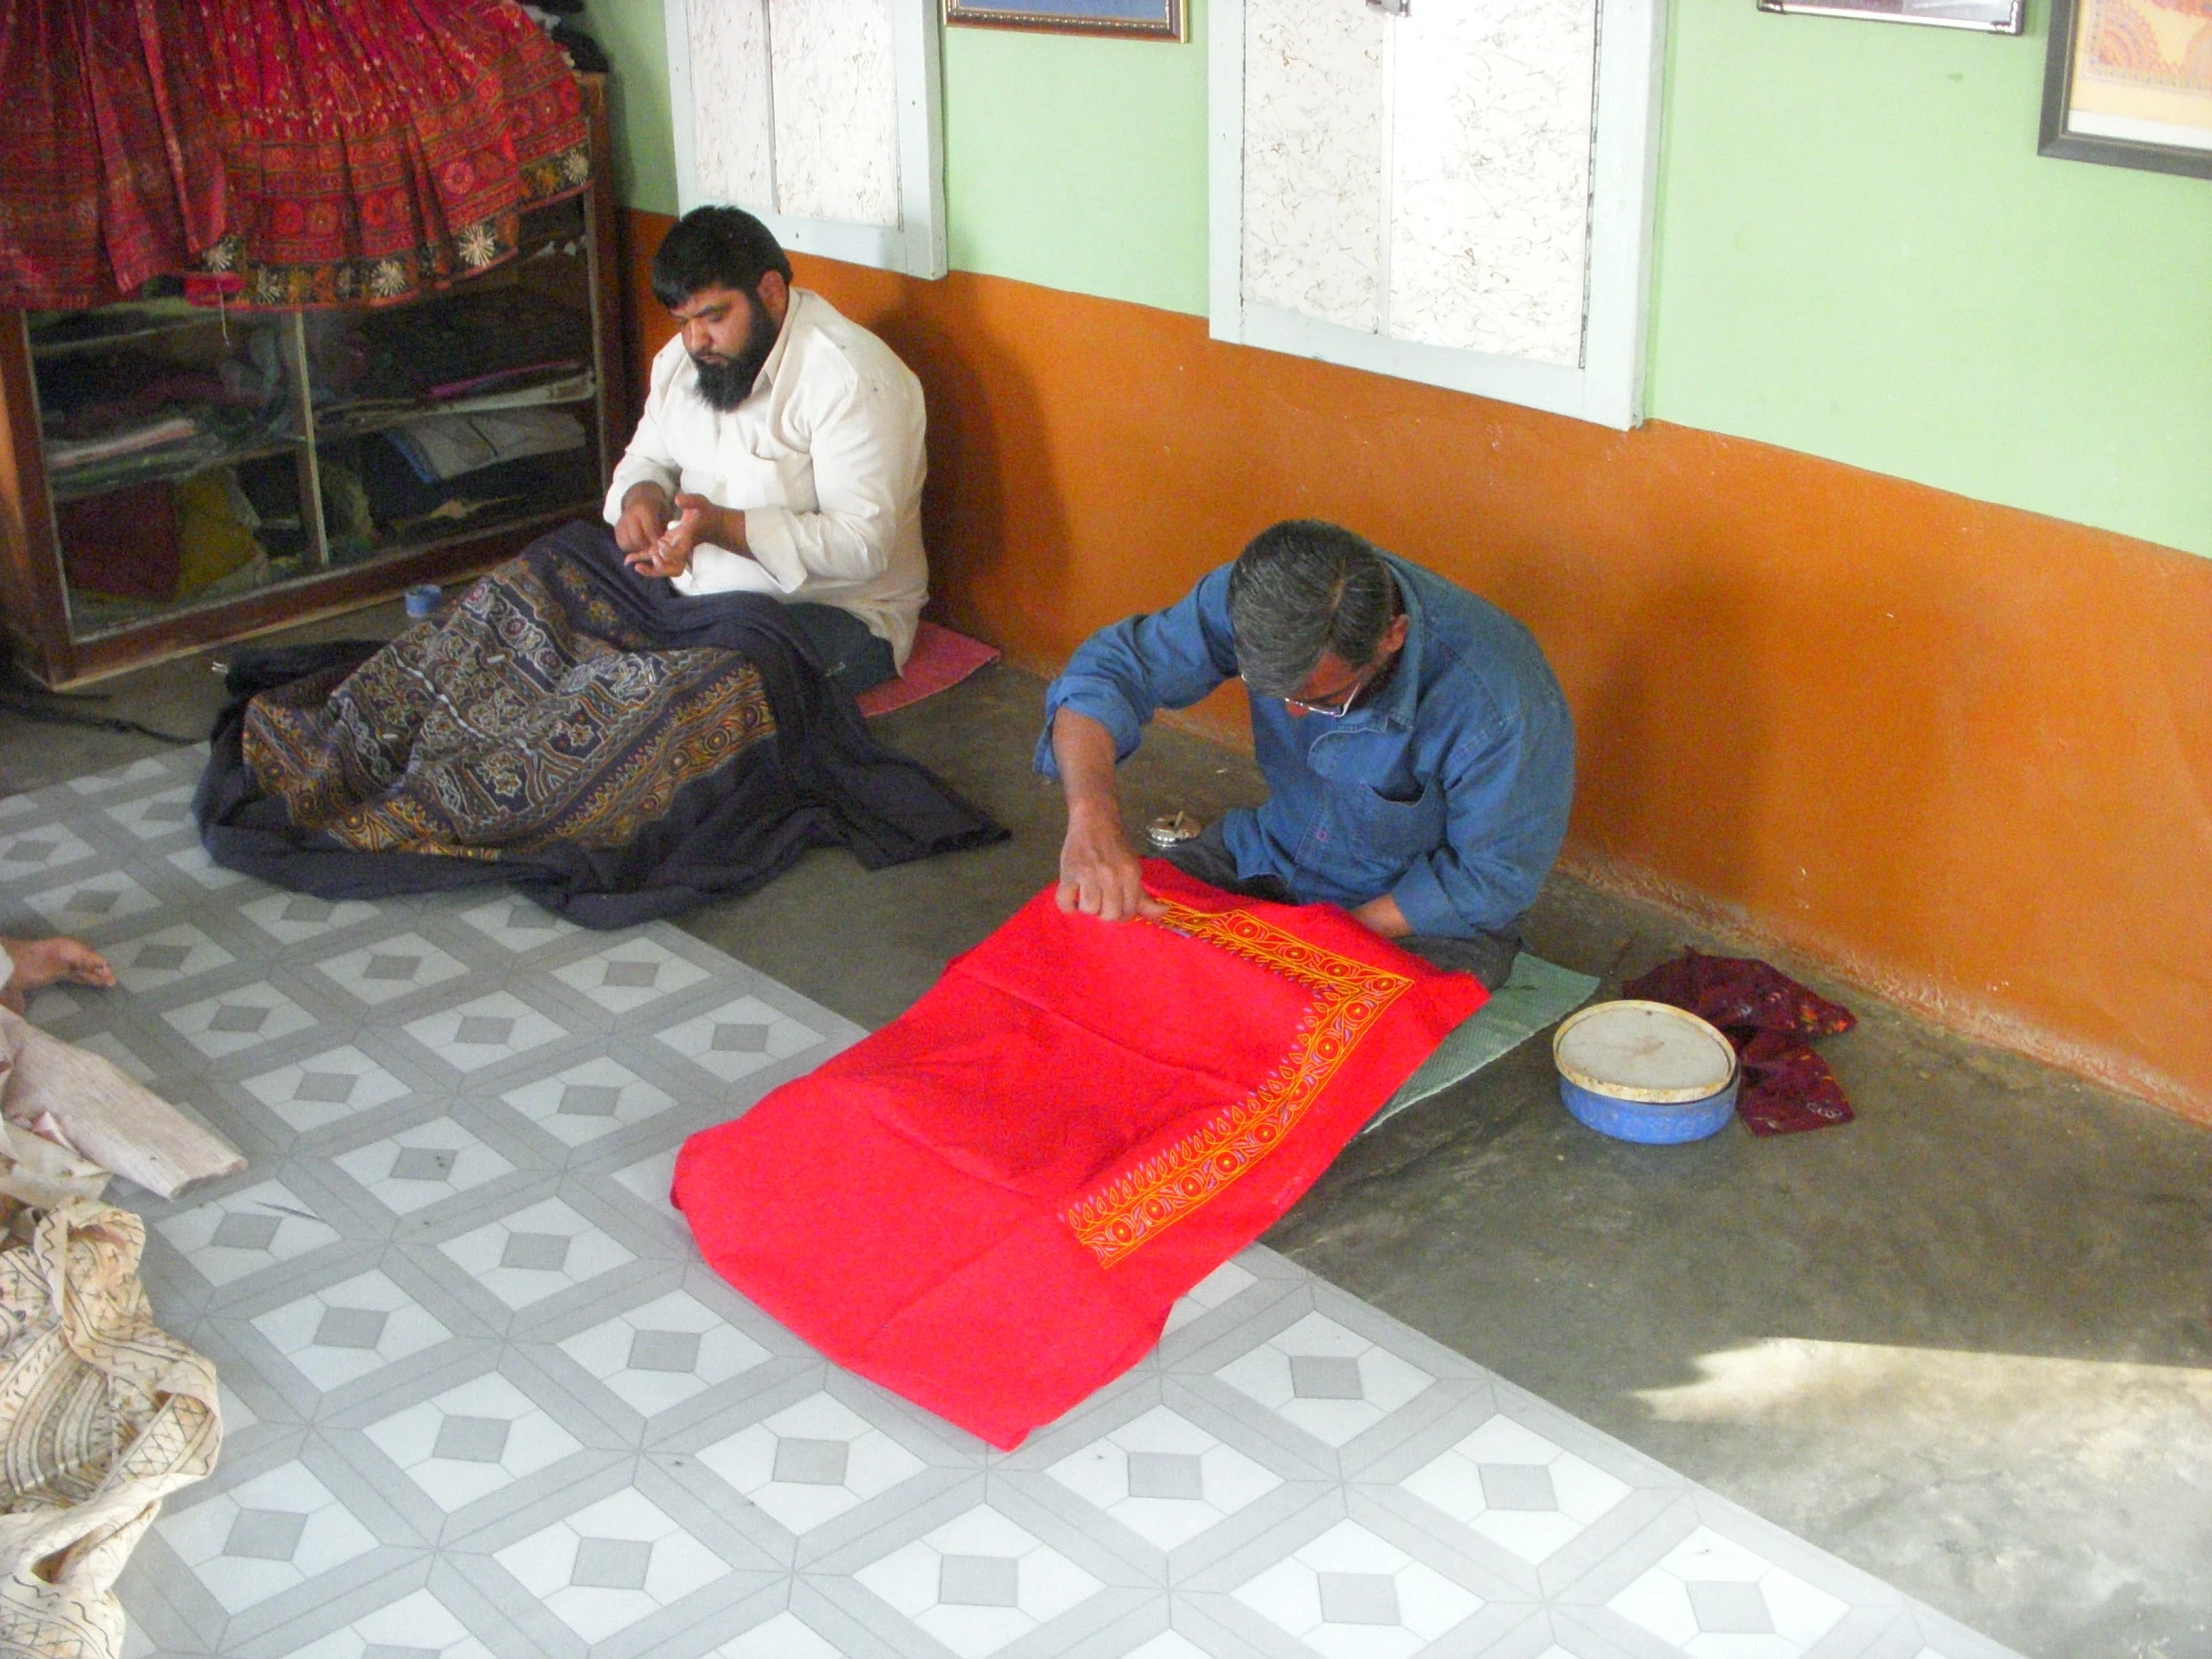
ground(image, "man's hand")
xmin=1051 ymin=707 xmax=1165 ymax=922
xmin=625 ymin=492 xmax=748 ymax=580
xmin=1058 ymin=806 xmax=1164 ymax=921
xmin=1350 ymin=893 xmax=1412 ymax=938
xmin=613 ymin=483 xmax=674 ymax=556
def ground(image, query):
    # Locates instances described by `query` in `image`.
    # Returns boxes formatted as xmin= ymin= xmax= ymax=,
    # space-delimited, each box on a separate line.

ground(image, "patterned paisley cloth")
xmin=0 ymin=0 xmax=586 ymax=309
xmin=195 ymin=522 xmax=1005 ymax=927
xmin=676 ymin=863 xmax=1488 ymax=1448
xmin=0 ymin=1197 xmax=222 ymax=1659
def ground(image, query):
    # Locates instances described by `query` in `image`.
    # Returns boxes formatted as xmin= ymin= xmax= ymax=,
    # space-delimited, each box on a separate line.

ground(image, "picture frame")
xmin=1754 ymin=0 xmax=2022 ymax=33
xmin=2040 ymin=0 xmax=2212 ymax=179
xmin=943 ymin=0 xmax=1186 ymax=41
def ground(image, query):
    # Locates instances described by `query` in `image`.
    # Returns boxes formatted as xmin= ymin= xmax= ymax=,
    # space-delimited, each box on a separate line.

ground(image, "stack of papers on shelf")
xmin=384 ymin=408 xmax=589 ymax=483
xmin=47 ymin=414 xmax=201 ymax=471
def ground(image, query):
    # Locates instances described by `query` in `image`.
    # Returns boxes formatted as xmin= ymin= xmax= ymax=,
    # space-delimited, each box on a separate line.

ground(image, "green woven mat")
xmin=1364 ymin=953 xmax=1600 ymax=1136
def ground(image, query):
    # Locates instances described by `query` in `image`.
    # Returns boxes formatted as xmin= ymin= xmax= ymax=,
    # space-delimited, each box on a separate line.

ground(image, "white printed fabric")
xmin=0 ymin=749 xmax=2021 ymax=1659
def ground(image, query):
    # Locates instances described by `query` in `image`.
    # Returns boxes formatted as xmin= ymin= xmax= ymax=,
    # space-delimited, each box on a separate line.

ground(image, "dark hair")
xmin=650 ymin=206 xmax=793 ymax=309
xmin=1227 ymin=520 xmax=1398 ymax=699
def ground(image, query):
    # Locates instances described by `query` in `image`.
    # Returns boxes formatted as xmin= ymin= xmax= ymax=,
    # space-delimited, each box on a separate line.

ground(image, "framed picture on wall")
xmin=943 ymin=0 xmax=1186 ymax=40
xmin=2041 ymin=0 xmax=2212 ymax=178
xmin=1754 ymin=0 xmax=2022 ymax=32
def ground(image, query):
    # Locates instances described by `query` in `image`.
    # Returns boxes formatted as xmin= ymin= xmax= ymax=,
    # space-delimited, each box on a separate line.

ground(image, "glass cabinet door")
xmin=307 ymin=196 xmax=602 ymax=565
xmin=24 ymin=193 xmax=604 ymax=645
xmin=28 ymin=301 xmax=317 ymax=637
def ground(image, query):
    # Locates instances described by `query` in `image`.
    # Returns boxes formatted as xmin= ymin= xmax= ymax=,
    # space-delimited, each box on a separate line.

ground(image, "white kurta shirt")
xmin=603 ymin=288 xmax=929 ymax=668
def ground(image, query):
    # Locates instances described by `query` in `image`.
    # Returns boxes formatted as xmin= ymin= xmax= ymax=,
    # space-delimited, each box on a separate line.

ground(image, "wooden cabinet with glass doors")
xmin=0 ymin=75 xmax=624 ymax=689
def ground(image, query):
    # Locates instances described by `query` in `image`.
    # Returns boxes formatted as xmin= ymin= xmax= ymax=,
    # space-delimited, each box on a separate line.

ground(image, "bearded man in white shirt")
xmin=606 ymin=206 xmax=928 ymax=695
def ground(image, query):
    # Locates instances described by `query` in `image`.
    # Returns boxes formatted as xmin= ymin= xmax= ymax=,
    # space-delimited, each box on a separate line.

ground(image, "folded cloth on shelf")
xmin=675 ymin=863 xmax=1489 ymax=1448
xmin=1621 ymin=949 xmax=1858 ymax=1135
xmin=353 ymin=431 xmax=594 ymax=536
xmin=175 ymin=468 xmax=264 ymax=597
xmin=194 ymin=520 xmax=1007 ymax=927
xmin=56 ymin=481 xmax=182 ymax=603
xmin=354 ymin=286 xmax=591 ymax=401
xmin=45 ymin=414 xmax=202 ymax=472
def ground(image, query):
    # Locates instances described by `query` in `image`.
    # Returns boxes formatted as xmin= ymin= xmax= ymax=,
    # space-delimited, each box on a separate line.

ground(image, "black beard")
xmin=690 ymin=299 xmax=783 ymax=411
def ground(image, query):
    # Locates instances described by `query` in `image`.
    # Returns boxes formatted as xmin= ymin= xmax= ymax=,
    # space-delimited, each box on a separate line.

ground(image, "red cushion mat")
xmin=674 ymin=861 xmax=1487 ymax=1448
xmin=854 ymin=621 xmax=1000 ymax=718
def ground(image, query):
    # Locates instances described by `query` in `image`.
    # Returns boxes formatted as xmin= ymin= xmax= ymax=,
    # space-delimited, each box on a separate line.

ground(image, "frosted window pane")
xmin=1241 ymin=0 xmax=1386 ymax=334
xmin=1386 ymin=0 xmax=1597 ymax=366
xmin=689 ymin=0 xmax=775 ymax=212
xmin=771 ymin=0 xmax=900 ymax=230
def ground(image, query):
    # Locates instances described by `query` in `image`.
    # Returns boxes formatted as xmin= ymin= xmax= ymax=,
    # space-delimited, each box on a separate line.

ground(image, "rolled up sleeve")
xmin=1035 ymin=567 xmax=1242 ymax=778
xmin=604 ymin=354 xmax=682 ymax=523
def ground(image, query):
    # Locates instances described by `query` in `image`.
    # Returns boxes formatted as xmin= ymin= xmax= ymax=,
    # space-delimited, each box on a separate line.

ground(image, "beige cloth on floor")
xmin=0 ymin=1011 xmax=244 ymax=1204
xmin=0 ymin=1198 xmax=221 ymax=1658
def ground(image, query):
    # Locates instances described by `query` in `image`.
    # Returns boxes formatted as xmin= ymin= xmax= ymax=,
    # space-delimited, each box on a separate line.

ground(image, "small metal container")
xmin=1145 ymin=811 xmax=1202 ymax=849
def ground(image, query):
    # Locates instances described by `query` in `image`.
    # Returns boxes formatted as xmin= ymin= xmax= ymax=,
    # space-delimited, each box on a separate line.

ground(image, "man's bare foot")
xmin=0 ymin=935 xmax=117 ymax=1014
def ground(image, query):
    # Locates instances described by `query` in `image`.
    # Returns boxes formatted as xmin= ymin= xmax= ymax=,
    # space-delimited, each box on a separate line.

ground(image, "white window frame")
xmin=1208 ymin=0 xmax=1667 ymax=430
xmin=664 ymin=0 xmax=948 ymax=280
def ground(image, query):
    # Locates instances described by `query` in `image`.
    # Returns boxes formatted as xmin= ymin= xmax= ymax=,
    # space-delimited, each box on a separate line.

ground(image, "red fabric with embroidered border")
xmin=674 ymin=861 xmax=1487 ymax=1449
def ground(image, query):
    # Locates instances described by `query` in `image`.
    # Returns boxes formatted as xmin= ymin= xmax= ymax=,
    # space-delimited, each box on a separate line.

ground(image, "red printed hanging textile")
xmin=0 ymin=0 xmax=232 ymax=309
xmin=0 ymin=0 xmax=588 ymax=310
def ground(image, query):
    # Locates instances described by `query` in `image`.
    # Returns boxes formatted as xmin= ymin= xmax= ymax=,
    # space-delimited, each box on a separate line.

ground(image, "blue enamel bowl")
xmin=1552 ymin=1000 xmax=1740 ymax=1144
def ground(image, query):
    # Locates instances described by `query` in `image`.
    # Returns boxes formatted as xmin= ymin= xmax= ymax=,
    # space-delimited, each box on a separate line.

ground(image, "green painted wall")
xmin=586 ymin=0 xmax=677 ymax=215
xmin=582 ymin=0 xmax=2210 ymax=558
xmin=1648 ymin=5 xmax=2211 ymax=560
xmin=940 ymin=8 xmax=1210 ymax=314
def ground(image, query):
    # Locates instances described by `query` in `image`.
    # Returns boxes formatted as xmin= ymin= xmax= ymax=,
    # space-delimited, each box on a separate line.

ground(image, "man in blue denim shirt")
xmin=1038 ymin=520 xmax=1573 ymax=987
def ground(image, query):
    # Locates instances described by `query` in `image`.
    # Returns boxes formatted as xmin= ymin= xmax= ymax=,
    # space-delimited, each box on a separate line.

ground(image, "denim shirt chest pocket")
xmin=1297 ymin=736 xmax=1446 ymax=886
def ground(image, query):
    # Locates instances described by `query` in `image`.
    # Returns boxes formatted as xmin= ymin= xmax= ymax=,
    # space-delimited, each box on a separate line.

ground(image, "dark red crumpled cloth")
xmin=1621 ymin=950 xmax=1857 ymax=1135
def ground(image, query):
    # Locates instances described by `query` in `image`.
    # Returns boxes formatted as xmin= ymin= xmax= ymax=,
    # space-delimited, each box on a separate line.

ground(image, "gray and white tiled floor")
xmin=0 ymin=749 xmax=2019 ymax=1659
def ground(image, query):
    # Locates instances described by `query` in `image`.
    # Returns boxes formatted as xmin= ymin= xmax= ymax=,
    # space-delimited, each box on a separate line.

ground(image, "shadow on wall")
xmin=1572 ymin=571 xmax=1963 ymax=982
xmin=871 ymin=304 xmax=1074 ymax=649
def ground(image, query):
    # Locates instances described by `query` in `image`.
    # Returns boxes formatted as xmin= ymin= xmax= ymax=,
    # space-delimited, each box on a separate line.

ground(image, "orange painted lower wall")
xmin=623 ymin=211 xmax=2212 ymax=1123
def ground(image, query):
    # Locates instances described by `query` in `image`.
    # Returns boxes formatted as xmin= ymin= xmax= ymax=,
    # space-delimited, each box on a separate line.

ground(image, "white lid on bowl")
xmin=1553 ymin=1000 xmax=1737 ymax=1103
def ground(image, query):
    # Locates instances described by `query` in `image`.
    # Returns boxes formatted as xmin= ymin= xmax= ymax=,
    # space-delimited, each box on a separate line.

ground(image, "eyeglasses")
xmin=1249 ymin=656 xmax=1382 ymax=719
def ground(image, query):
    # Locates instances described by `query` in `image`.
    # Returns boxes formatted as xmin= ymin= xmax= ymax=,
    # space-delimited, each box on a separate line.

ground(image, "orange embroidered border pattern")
xmin=1062 ymin=900 xmax=1413 ymax=1268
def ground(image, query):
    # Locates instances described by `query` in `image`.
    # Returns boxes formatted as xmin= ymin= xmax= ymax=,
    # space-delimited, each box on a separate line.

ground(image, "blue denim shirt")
xmin=1036 ymin=552 xmax=1575 ymax=937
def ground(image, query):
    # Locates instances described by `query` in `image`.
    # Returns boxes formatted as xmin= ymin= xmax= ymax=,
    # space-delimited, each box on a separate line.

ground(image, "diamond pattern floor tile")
xmin=852 ymin=1502 xmax=1105 ymax=1657
xmin=1233 ymin=1516 xmax=1488 ymax=1659
xmin=493 ymin=1486 xmax=731 ymax=1644
xmin=0 ymin=753 xmax=2023 ymax=1659
xmin=1048 ymin=1404 xmax=1283 ymax=1550
xmin=695 ymin=1388 xmax=929 ymax=1536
